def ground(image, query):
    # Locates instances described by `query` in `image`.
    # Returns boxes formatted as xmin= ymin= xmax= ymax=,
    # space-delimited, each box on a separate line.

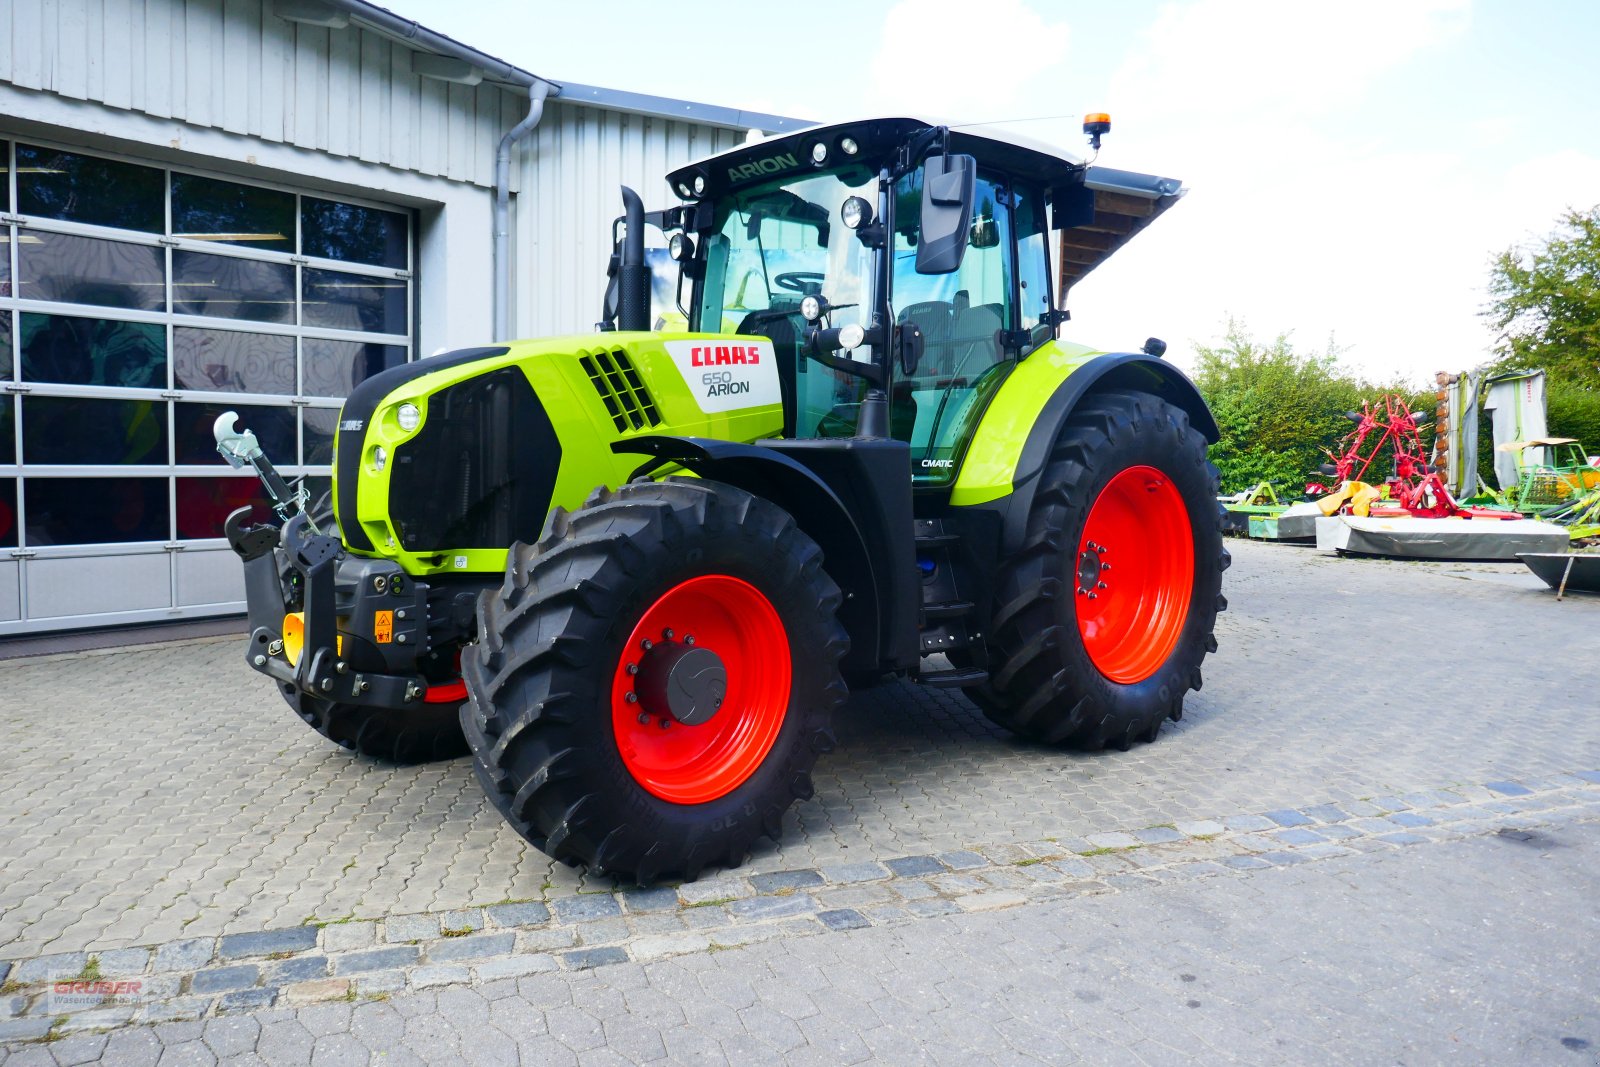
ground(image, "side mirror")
xmin=915 ymin=153 xmax=976 ymax=275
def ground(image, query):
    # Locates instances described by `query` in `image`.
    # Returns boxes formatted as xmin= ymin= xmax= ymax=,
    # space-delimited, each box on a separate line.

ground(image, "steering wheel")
xmin=774 ymin=271 xmax=826 ymax=295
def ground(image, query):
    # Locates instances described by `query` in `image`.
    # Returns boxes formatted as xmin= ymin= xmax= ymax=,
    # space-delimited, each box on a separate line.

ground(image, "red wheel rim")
xmin=1074 ymin=465 xmax=1194 ymax=684
xmin=611 ymin=575 xmax=791 ymax=805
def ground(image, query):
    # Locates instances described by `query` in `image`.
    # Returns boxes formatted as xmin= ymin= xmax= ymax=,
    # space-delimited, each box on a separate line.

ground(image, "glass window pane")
xmin=174 ymin=401 xmax=294 ymax=465
xmin=0 ymin=140 xmax=9 ymax=212
xmin=173 ymin=327 xmax=295 ymax=395
xmin=22 ymin=396 xmax=168 ymax=465
xmin=1 ymin=310 xmax=11 ymax=380
xmin=17 ymin=231 xmax=166 ymax=310
xmin=0 ymin=479 xmax=15 ymax=548
xmin=302 ymin=338 xmax=406 ymax=398
xmin=24 ymin=476 xmax=169 ymax=545
xmin=301 ymin=197 xmax=408 ymax=268
xmin=302 ymin=407 xmax=338 ymax=465
xmin=0 ymin=397 xmax=12 ymax=466
xmin=19 ymin=312 xmax=166 ymax=388
xmin=16 ymin=144 xmax=164 ymax=232
xmin=1 ymin=228 xmax=11 ymax=298
xmin=171 ymin=174 xmax=294 ymax=253
xmin=173 ymin=250 xmax=295 ymax=323
xmin=175 ymin=475 xmax=270 ymax=540
xmin=302 ymin=268 xmax=406 ymax=334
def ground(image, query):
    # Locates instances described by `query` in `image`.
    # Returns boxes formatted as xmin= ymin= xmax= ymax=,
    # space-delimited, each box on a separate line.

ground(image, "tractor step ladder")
xmin=912 ymin=519 xmax=989 ymax=687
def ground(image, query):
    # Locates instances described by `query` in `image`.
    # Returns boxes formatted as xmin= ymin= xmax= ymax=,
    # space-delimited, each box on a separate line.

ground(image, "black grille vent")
xmin=579 ymin=349 xmax=661 ymax=432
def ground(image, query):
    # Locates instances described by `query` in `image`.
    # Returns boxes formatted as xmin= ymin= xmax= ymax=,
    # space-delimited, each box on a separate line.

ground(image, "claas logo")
xmin=688 ymin=345 xmax=762 ymax=367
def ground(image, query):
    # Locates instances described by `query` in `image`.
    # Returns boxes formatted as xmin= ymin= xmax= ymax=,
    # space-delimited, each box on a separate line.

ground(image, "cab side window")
xmin=1014 ymin=185 xmax=1053 ymax=345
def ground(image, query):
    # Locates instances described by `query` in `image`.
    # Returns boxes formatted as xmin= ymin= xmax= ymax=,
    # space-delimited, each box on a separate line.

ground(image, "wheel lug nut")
xmin=641 ymin=639 xmax=653 ymax=651
xmin=663 ymin=628 xmax=674 ymax=640
xmin=1097 ymin=581 xmax=1107 ymax=589
xmin=684 ymin=635 xmax=695 ymax=646
xmin=659 ymin=719 xmax=671 ymax=729
xmin=627 ymin=663 xmax=638 ymax=675
xmin=1088 ymin=592 xmax=1098 ymax=600
xmin=1101 ymin=563 xmax=1111 ymax=572
xmin=637 ymin=712 xmax=650 ymax=724
xmin=625 ymin=692 xmax=638 ymax=704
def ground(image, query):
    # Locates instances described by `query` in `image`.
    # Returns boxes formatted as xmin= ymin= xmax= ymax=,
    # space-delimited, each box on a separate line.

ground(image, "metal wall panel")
xmin=26 ymin=551 xmax=172 ymax=619
xmin=4 ymin=0 xmax=508 ymax=187
xmin=175 ymin=547 xmax=246 ymax=607
xmin=0 ymin=561 xmax=19 ymax=623
xmin=513 ymin=102 xmax=747 ymax=338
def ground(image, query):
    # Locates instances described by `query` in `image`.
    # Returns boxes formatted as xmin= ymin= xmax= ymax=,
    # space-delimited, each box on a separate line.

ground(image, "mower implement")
xmin=218 ymin=115 xmax=1226 ymax=882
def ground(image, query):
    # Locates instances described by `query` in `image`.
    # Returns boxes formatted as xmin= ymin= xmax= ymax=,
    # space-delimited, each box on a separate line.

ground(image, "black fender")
xmin=987 ymin=353 xmax=1219 ymax=555
xmin=612 ymin=436 xmax=913 ymax=676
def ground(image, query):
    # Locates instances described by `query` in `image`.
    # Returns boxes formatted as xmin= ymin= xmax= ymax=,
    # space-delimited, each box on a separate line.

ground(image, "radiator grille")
xmin=580 ymin=349 xmax=661 ymax=432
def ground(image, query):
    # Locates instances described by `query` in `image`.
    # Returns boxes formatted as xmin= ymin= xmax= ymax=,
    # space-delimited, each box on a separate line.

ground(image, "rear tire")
xmin=461 ymin=479 xmax=848 ymax=884
xmin=971 ymin=390 xmax=1228 ymax=748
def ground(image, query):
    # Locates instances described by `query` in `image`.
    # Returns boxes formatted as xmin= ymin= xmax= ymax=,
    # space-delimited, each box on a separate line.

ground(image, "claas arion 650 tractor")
xmin=216 ymin=116 xmax=1227 ymax=883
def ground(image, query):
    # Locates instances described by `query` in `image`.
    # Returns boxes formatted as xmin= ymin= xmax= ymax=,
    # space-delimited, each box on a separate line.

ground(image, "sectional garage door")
xmin=0 ymin=138 xmax=415 ymax=634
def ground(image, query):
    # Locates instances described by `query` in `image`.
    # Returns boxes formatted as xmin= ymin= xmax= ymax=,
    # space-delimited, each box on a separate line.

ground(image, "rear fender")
xmin=959 ymin=353 xmax=1218 ymax=554
xmin=611 ymin=436 xmax=891 ymax=676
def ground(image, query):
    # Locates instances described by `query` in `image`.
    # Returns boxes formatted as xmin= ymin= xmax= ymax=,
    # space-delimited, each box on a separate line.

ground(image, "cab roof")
xmin=667 ymin=116 xmax=1186 ymax=301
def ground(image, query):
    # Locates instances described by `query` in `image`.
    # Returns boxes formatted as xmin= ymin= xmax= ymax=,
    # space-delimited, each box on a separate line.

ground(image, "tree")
xmin=1484 ymin=205 xmax=1600 ymax=386
xmin=1193 ymin=321 xmax=1429 ymax=494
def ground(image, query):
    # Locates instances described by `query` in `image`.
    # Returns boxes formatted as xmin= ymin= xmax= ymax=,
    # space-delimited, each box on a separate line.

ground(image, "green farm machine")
xmin=217 ymin=116 xmax=1227 ymax=882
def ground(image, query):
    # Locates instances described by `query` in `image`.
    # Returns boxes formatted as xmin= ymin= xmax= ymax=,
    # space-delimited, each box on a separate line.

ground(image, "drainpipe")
xmin=494 ymin=80 xmax=551 ymax=341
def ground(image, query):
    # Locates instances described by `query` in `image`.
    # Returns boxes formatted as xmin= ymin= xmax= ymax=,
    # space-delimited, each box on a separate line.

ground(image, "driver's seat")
xmin=736 ymin=310 xmax=802 ymax=436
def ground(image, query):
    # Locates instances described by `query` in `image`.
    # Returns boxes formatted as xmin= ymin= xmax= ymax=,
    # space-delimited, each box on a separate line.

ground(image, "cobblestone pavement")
xmin=1 ymin=541 xmax=1597 ymax=967
xmin=4 ymin=797 xmax=1596 ymax=1063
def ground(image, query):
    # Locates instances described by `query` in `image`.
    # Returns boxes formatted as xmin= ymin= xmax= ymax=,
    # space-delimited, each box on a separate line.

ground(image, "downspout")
xmin=494 ymin=80 xmax=551 ymax=341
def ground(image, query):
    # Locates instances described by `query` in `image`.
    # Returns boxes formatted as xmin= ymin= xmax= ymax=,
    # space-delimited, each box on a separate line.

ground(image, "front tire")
xmin=461 ymin=480 xmax=848 ymax=884
xmin=972 ymin=389 xmax=1228 ymax=749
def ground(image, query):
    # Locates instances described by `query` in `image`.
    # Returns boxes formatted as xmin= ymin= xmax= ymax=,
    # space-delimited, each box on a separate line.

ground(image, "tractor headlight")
xmin=838 ymin=324 xmax=866 ymax=351
xmin=810 ymin=141 xmax=828 ymax=165
xmin=693 ymin=174 xmax=706 ymax=195
xmin=372 ymin=445 xmax=387 ymax=472
xmin=676 ymin=181 xmax=693 ymax=199
xmin=841 ymin=196 xmax=873 ymax=230
xmin=669 ymin=233 xmax=695 ymax=261
xmin=800 ymin=295 xmax=821 ymax=322
xmin=396 ymin=403 xmax=421 ymax=433
xmin=840 ymin=136 xmax=859 ymax=156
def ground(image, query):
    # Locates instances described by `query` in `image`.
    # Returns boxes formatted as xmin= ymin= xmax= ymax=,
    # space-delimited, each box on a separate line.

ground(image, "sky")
xmin=397 ymin=0 xmax=1600 ymax=384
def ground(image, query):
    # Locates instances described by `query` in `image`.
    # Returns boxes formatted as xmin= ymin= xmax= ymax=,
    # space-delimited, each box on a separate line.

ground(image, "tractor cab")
xmin=610 ymin=117 xmax=1183 ymax=487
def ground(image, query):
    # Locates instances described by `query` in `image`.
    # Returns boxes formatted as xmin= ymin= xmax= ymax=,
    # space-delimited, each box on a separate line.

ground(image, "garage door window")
xmin=0 ymin=137 xmax=415 ymax=629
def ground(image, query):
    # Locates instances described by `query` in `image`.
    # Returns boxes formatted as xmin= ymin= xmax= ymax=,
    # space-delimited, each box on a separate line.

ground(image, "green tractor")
xmin=216 ymin=116 xmax=1227 ymax=883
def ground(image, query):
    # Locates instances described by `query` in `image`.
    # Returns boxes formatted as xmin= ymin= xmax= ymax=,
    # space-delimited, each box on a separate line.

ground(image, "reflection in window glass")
xmin=301 ymin=198 xmax=408 ymax=268
xmin=173 ymin=327 xmax=295 ymax=395
xmin=1 ymin=310 xmax=11 ymax=380
xmin=0 ymin=140 xmax=8 ymax=212
xmin=19 ymin=313 xmax=166 ymax=388
xmin=171 ymin=174 xmax=295 ymax=253
xmin=1 ymin=229 xmax=11 ymax=299
xmin=176 ymin=476 xmax=270 ymax=540
xmin=24 ymin=477 xmax=169 ymax=545
xmin=0 ymin=479 xmax=15 ymax=548
xmin=18 ymin=231 xmax=166 ymax=310
xmin=1 ymin=397 xmax=12 ymax=466
xmin=23 ymin=396 xmax=168 ymax=465
xmin=302 ymin=268 xmax=406 ymax=335
xmin=174 ymin=401 xmax=294 ymax=465
xmin=302 ymin=338 xmax=406 ymax=398
xmin=16 ymin=144 xmax=165 ymax=232
xmin=172 ymin=250 xmax=295 ymax=323
xmin=302 ymin=407 xmax=339 ymax=465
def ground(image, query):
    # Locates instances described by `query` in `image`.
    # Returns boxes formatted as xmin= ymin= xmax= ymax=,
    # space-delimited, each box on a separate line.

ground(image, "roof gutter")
xmin=312 ymin=0 xmax=544 ymax=87
xmin=494 ymin=82 xmax=551 ymax=340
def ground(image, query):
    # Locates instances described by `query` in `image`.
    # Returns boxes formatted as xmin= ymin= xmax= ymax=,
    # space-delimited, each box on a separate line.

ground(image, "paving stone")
xmin=190 ymin=965 xmax=260 ymax=994
xmin=12 ymin=953 xmax=87 ymax=983
xmin=1265 ymin=809 xmax=1315 ymax=827
xmin=91 ymin=948 xmax=151 ymax=975
xmin=425 ymin=933 xmax=515 ymax=962
xmin=410 ymin=965 xmax=470 ymax=990
xmin=319 ymin=923 xmax=377 ymax=952
xmin=219 ymin=987 xmax=278 ymax=1012
xmin=383 ymin=914 xmax=440 ymax=942
xmin=1222 ymin=814 xmax=1277 ymax=832
xmin=617 ymin=889 xmax=679 ymax=914
xmin=330 ymin=947 xmax=418 ymax=975
xmin=883 ymin=856 xmax=944 ymax=877
xmin=1132 ymin=826 xmax=1184 ymax=844
xmin=473 ymin=955 xmax=560 ymax=981
xmin=727 ymin=895 xmax=816 ymax=921
xmin=748 ymin=870 xmax=824 ymax=893
xmin=550 ymin=895 xmax=623 ymax=922
xmin=267 ymin=956 xmax=329 ymax=984
xmin=1484 ymin=781 xmax=1533 ymax=797
xmin=218 ymin=927 xmax=319 ymax=959
xmin=821 ymin=862 xmax=891 ymax=883
xmin=817 ymin=909 xmax=871 ymax=932
xmin=1390 ymin=812 xmax=1434 ymax=828
xmin=561 ymin=947 xmax=628 ymax=970
xmin=152 ymin=940 xmax=215 ymax=973
xmin=281 ymin=979 xmax=351 ymax=1007
xmin=1276 ymin=828 xmax=1326 ymax=846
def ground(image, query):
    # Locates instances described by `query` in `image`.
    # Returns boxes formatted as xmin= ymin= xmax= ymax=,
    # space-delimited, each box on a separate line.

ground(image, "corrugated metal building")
xmin=0 ymin=0 xmax=804 ymax=635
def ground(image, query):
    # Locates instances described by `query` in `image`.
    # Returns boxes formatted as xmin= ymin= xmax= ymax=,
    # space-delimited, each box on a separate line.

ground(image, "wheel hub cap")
xmin=634 ymin=641 xmax=727 ymax=726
